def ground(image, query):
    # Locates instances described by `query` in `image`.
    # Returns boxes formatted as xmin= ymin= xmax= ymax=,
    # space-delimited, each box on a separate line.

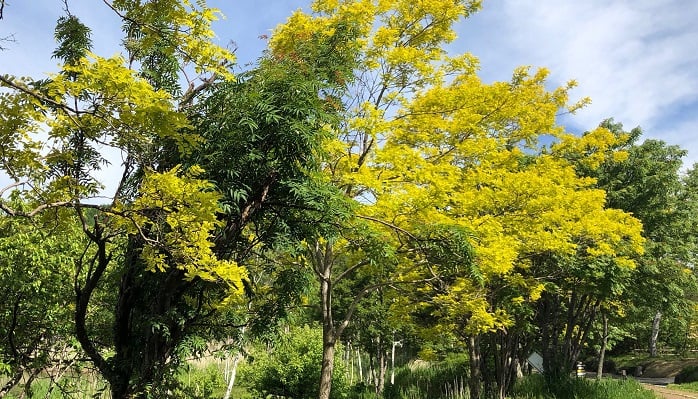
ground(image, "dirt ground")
xmin=644 ymin=384 xmax=698 ymax=399
xmin=622 ymin=358 xmax=698 ymax=399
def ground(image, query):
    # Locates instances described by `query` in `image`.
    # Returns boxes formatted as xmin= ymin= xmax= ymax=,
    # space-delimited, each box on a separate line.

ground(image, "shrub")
xmin=174 ymin=363 xmax=227 ymax=398
xmin=240 ymin=324 xmax=349 ymax=399
xmin=675 ymin=365 xmax=698 ymax=384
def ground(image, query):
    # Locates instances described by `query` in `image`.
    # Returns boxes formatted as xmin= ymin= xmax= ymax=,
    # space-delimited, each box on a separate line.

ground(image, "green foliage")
xmin=173 ymin=363 xmax=227 ymax=399
xmin=0 ymin=0 xmax=355 ymax=397
xmin=113 ymin=0 xmax=236 ymax=80
xmin=186 ymin=54 xmax=354 ymax=247
xmin=580 ymin=120 xmax=698 ymax=356
xmin=2 ymin=1 xmax=697 ymax=398
xmin=52 ymin=15 xmax=92 ymax=66
xmin=674 ymin=365 xmax=698 ymax=384
xmin=0 ymin=212 xmax=89 ymax=395
xmin=1 ymin=371 xmax=109 ymax=398
xmin=382 ymin=356 xmax=469 ymax=399
xmin=511 ymin=374 xmax=658 ymax=399
xmin=240 ymin=325 xmax=349 ymax=399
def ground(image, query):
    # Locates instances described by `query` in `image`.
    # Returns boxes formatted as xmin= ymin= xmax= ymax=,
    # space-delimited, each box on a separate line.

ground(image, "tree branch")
xmin=74 ymin=232 xmax=113 ymax=381
xmin=179 ymin=73 xmax=218 ymax=110
xmin=335 ymin=259 xmax=370 ymax=284
xmin=355 ymin=214 xmax=418 ymax=241
xmin=0 ymin=75 xmax=79 ymax=116
xmin=0 ymin=183 xmax=111 ymax=218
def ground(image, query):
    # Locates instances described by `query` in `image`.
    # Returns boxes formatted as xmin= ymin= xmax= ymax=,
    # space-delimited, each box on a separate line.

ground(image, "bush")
xmin=240 ymin=324 xmax=349 ymax=399
xmin=675 ymin=365 xmax=698 ymax=384
xmin=174 ymin=363 xmax=227 ymax=398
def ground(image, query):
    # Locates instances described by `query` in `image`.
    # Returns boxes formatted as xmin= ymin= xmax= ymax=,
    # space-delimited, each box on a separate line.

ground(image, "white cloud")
xmin=2 ymin=0 xmax=698 ymax=167
xmin=454 ymin=0 xmax=698 ymax=166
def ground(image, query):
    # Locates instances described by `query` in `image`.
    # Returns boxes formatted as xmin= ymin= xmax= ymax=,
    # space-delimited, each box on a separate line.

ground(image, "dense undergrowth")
xmin=511 ymin=374 xmax=658 ymax=399
xmin=2 ymin=359 xmax=666 ymax=399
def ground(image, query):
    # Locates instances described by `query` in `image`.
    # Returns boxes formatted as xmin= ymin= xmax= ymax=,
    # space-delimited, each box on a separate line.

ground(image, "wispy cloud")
xmin=454 ymin=0 xmax=698 ymax=166
xmin=2 ymin=0 xmax=697 ymax=167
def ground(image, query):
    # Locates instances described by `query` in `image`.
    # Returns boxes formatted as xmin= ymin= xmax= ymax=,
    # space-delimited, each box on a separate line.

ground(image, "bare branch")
xmin=61 ymin=0 xmax=71 ymax=16
xmin=0 ymin=34 xmax=15 ymax=51
xmin=0 ymin=181 xmax=25 ymax=199
xmin=335 ymin=259 xmax=370 ymax=284
xmin=179 ymin=73 xmax=217 ymax=110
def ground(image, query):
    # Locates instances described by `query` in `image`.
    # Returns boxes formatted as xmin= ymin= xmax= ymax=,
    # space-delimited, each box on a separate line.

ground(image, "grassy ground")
xmin=667 ymin=381 xmax=698 ymax=393
xmin=512 ymin=374 xmax=660 ymax=399
xmin=2 ymin=358 xmax=679 ymax=398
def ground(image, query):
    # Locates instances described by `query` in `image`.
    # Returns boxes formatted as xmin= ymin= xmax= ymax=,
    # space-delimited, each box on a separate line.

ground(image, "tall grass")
xmin=1 ymin=373 xmax=109 ymax=399
xmin=1 ymin=363 xmax=237 ymax=399
xmin=374 ymin=363 xmax=660 ymax=399
xmin=512 ymin=374 xmax=659 ymax=399
xmin=380 ymin=355 xmax=469 ymax=399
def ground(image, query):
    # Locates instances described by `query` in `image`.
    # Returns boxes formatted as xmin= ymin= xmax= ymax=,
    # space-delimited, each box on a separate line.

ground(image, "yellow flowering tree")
xmin=269 ymin=2 xmax=486 ymax=398
xmin=270 ymin=2 xmax=644 ymax=399
xmin=367 ymin=69 xmax=644 ymax=397
xmin=0 ymin=1 xmax=246 ymax=397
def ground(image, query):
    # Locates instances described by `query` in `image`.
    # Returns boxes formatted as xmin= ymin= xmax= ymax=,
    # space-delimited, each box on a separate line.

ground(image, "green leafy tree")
xmin=1 ymin=1 xmax=361 ymax=396
xmin=0 ymin=210 xmax=88 ymax=396
xmin=585 ymin=120 xmax=698 ymax=357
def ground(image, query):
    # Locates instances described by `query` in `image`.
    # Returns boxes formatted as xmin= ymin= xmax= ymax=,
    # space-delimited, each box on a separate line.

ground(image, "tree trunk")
xmin=319 ymin=336 xmax=336 ymax=399
xmin=347 ymin=342 xmax=354 ymax=386
xmin=650 ymin=311 xmax=662 ymax=357
xmin=223 ymin=352 xmax=242 ymax=399
xmin=391 ymin=338 xmax=400 ymax=385
xmin=597 ymin=312 xmax=608 ymax=380
xmin=311 ymin=239 xmax=380 ymax=399
xmin=538 ymin=291 xmax=598 ymax=381
xmin=376 ymin=345 xmax=386 ymax=395
xmin=538 ymin=294 xmax=564 ymax=382
xmin=358 ymin=348 xmax=363 ymax=383
xmin=493 ymin=330 xmax=519 ymax=399
xmin=318 ymin=240 xmax=337 ymax=399
xmin=467 ymin=336 xmax=482 ymax=399
xmin=0 ymin=370 xmax=23 ymax=396
xmin=369 ymin=337 xmax=388 ymax=395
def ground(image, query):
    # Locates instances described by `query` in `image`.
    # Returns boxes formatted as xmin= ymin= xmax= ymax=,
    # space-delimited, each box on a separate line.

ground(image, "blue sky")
xmin=1 ymin=0 xmax=698 ymax=168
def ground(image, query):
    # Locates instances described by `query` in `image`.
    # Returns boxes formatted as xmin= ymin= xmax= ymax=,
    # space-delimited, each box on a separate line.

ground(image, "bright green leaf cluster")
xmin=113 ymin=165 xmax=246 ymax=298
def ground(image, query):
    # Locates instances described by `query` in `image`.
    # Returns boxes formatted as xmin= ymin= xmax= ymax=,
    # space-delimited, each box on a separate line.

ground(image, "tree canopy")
xmin=0 ymin=1 xmax=695 ymax=399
